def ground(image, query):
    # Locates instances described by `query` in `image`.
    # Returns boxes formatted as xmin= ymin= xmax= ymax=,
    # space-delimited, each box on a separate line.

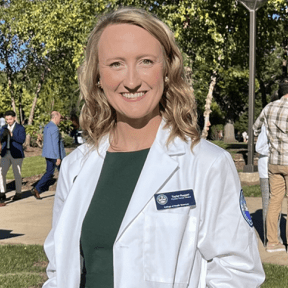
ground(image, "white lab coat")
xmin=43 ymin=120 xmax=265 ymax=288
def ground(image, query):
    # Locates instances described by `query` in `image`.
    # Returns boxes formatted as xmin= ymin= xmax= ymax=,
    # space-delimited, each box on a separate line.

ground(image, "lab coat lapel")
xmin=115 ymin=123 xmax=185 ymax=242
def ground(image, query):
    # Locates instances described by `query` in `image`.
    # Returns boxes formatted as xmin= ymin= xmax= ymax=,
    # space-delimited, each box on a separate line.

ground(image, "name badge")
xmin=154 ymin=189 xmax=196 ymax=210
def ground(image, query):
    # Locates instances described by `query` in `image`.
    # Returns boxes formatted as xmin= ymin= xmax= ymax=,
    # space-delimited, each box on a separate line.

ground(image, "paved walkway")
xmin=0 ymin=190 xmax=287 ymax=266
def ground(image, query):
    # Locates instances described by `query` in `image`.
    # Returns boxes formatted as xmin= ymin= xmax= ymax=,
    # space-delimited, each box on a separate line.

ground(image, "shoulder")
xmin=45 ymin=122 xmax=58 ymax=131
xmin=192 ymin=138 xmax=231 ymax=163
xmin=266 ymin=99 xmax=282 ymax=110
xmin=157 ymin=122 xmax=231 ymax=167
xmin=182 ymin=138 xmax=234 ymax=175
xmin=61 ymin=144 xmax=91 ymax=168
xmin=15 ymin=123 xmax=25 ymax=131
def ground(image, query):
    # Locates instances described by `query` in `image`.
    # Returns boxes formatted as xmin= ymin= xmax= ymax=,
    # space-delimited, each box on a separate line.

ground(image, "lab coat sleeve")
xmin=197 ymin=150 xmax=265 ymax=287
xmin=43 ymin=156 xmax=70 ymax=288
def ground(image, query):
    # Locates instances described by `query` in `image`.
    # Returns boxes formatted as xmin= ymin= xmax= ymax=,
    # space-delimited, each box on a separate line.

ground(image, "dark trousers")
xmin=35 ymin=158 xmax=59 ymax=193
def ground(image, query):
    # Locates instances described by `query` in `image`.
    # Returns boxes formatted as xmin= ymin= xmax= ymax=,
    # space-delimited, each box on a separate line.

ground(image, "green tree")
xmin=1 ymin=0 xmax=286 ymax=143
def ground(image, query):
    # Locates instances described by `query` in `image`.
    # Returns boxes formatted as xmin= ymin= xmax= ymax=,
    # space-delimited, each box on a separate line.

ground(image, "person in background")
xmin=253 ymin=78 xmax=288 ymax=252
xmin=43 ymin=8 xmax=264 ymax=287
xmin=31 ymin=111 xmax=66 ymax=199
xmin=0 ymin=110 xmax=26 ymax=201
xmin=255 ymin=124 xmax=282 ymax=247
xmin=70 ymin=114 xmax=80 ymax=144
xmin=242 ymin=131 xmax=248 ymax=143
xmin=0 ymin=113 xmax=5 ymax=129
xmin=0 ymin=112 xmax=6 ymax=205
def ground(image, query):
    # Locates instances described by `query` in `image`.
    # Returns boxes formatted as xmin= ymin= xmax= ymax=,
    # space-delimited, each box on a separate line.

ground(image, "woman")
xmin=43 ymin=7 xmax=265 ymax=288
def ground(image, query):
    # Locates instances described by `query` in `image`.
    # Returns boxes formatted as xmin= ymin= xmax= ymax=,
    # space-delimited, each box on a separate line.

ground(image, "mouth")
xmin=121 ymin=91 xmax=147 ymax=99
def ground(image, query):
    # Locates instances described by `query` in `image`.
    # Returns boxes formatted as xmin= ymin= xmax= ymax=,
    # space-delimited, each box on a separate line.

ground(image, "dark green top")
xmin=80 ymin=148 xmax=149 ymax=288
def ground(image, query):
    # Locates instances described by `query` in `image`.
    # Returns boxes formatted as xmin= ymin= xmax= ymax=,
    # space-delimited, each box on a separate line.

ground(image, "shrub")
xmin=62 ymin=134 xmax=74 ymax=147
xmin=30 ymin=135 xmax=39 ymax=147
xmin=210 ymin=124 xmax=224 ymax=140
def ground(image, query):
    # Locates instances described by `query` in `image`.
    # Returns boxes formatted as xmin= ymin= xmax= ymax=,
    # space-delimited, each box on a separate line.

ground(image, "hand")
xmin=56 ymin=159 xmax=61 ymax=166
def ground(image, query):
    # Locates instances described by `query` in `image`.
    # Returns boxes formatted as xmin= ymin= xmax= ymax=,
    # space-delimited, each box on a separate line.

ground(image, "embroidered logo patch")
xmin=239 ymin=189 xmax=253 ymax=227
xmin=156 ymin=194 xmax=168 ymax=205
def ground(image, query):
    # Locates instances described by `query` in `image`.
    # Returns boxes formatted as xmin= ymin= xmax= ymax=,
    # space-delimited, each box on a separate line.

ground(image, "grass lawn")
xmin=262 ymin=263 xmax=288 ymax=287
xmin=211 ymin=140 xmax=248 ymax=156
xmin=6 ymin=149 xmax=74 ymax=179
xmin=6 ymin=156 xmax=46 ymax=180
xmin=0 ymin=244 xmax=287 ymax=287
xmin=0 ymin=244 xmax=48 ymax=288
xmin=242 ymin=184 xmax=262 ymax=197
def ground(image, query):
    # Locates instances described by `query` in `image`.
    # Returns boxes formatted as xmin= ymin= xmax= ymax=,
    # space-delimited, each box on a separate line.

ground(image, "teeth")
xmin=122 ymin=92 xmax=146 ymax=99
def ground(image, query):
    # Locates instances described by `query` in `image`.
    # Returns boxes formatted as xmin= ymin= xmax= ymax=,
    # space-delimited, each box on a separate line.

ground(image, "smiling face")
xmin=98 ymin=24 xmax=165 ymax=125
xmin=5 ymin=115 xmax=16 ymax=126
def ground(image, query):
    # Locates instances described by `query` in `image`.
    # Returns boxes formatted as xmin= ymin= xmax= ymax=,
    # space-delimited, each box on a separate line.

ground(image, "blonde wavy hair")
xmin=78 ymin=7 xmax=200 ymax=150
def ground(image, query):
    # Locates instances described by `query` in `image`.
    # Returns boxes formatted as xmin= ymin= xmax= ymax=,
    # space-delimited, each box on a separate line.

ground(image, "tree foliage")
xmin=0 ymin=0 xmax=287 ymax=138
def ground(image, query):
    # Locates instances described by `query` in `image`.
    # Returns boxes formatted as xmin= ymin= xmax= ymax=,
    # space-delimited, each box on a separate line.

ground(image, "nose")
xmin=123 ymin=64 xmax=142 ymax=92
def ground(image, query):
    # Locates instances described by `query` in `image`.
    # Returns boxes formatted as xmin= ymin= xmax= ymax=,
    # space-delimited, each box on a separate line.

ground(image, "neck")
xmin=51 ymin=120 xmax=57 ymax=125
xmin=109 ymin=115 xmax=162 ymax=152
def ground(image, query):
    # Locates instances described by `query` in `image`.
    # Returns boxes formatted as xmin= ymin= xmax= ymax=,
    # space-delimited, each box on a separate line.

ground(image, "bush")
xmin=210 ymin=124 xmax=224 ymax=140
xmin=30 ymin=135 xmax=39 ymax=147
xmin=62 ymin=134 xmax=74 ymax=147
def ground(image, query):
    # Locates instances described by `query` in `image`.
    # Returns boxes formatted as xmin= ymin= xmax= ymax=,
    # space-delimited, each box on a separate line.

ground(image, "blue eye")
xmin=110 ymin=62 xmax=121 ymax=68
xmin=142 ymin=59 xmax=153 ymax=65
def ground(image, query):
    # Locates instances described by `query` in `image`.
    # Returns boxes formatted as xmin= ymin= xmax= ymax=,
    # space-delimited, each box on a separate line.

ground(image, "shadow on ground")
xmin=0 ymin=229 xmax=24 ymax=240
xmin=251 ymin=209 xmax=287 ymax=245
xmin=2 ymin=190 xmax=55 ymax=205
xmin=31 ymin=178 xmax=57 ymax=193
xmin=226 ymin=143 xmax=248 ymax=150
xmin=7 ymin=178 xmax=56 ymax=194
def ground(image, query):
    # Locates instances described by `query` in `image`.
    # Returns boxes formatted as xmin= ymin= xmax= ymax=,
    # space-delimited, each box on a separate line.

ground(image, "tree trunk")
xmin=11 ymin=95 xmax=17 ymax=118
xmin=27 ymin=95 xmax=38 ymax=126
xmin=224 ymin=121 xmax=236 ymax=143
xmin=24 ymin=73 xmax=45 ymax=148
xmin=24 ymin=96 xmax=38 ymax=148
xmin=201 ymin=75 xmax=216 ymax=139
xmin=8 ymin=78 xmax=18 ymax=122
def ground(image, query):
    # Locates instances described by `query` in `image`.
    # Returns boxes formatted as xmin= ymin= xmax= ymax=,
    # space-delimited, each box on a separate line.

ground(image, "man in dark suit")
xmin=31 ymin=111 xmax=66 ymax=199
xmin=0 ymin=110 xmax=26 ymax=202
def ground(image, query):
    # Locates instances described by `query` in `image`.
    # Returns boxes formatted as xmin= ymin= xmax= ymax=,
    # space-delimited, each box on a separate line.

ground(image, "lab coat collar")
xmin=153 ymin=119 xmax=187 ymax=156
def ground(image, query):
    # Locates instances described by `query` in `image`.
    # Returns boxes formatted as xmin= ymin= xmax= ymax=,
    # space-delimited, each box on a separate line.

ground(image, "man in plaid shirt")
xmin=253 ymin=79 xmax=288 ymax=253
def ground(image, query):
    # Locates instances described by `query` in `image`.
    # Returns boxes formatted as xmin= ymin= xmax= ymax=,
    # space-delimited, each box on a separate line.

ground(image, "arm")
xmin=50 ymin=127 xmax=60 ymax=159
xmin=253 ymin=108 xmax=266 ymax=136
xmin=197 ymin=151 xmax=265 ymax=287
xmin=0 ymin=127 xmax=4 ymax=139
xmin=43 ymin=157 xmax=70 ymax=287
xmin=11 ymin=125 xmax=26 ymax=144
xmin=0 ymin=128 xmax=9 ymax=142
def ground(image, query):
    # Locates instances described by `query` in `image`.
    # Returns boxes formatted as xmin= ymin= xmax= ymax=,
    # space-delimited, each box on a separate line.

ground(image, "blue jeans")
xmin=35 ymin=158 xmax=59 ymax=193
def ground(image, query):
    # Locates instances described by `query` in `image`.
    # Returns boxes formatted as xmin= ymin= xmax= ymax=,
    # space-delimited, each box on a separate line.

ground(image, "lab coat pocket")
xmin=143 ymin=211 xmax=190 ymax=286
